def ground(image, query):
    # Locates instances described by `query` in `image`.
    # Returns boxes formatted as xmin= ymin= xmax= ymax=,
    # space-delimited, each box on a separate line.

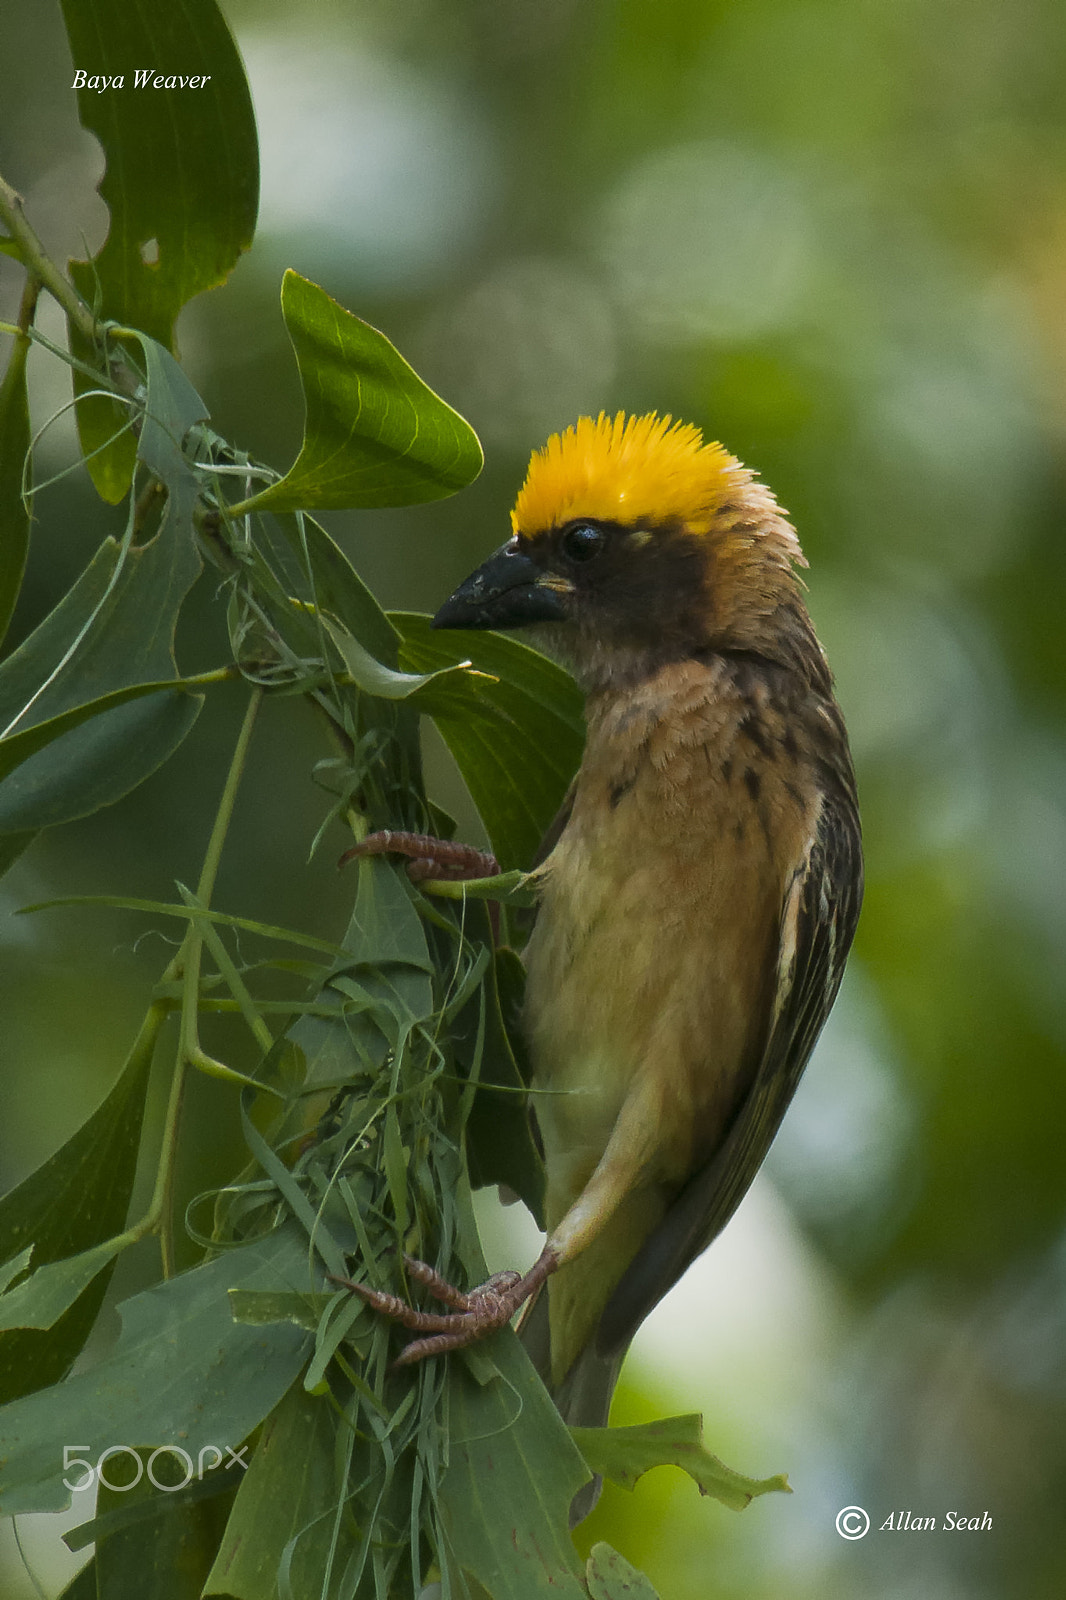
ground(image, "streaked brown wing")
xmin=596 ymin=779 xmax=863 ymax=1357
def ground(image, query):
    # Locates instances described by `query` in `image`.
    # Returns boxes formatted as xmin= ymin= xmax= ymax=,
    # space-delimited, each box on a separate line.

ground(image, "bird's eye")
xmin=561 ymin=522 xmax=606 ymax=563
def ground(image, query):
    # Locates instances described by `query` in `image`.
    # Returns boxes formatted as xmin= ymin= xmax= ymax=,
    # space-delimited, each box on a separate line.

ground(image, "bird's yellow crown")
xmin=511 ymin=411 xmax=744 ymax=540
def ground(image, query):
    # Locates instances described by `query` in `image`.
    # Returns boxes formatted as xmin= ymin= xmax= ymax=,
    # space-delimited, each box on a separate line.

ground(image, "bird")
xmin=341 ymin=410 xmax=863 ymax=1442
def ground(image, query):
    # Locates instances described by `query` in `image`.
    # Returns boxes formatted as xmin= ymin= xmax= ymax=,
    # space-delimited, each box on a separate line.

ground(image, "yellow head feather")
xmin=510 ymin=411 xmax=745 ymax=540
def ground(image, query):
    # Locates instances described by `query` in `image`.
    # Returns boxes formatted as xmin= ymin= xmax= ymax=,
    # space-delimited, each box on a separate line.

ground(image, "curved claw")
xmin=330 ymin=1248 xmax=559 ymax=1367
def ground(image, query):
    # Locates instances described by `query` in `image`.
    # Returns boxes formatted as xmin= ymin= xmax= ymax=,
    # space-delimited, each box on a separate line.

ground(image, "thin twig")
xmin=0 ymin=171 xmax=97 ymax=344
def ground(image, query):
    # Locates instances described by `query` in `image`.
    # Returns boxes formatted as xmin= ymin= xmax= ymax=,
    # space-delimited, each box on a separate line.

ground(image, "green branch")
xmin=0 ymin=170 xmax=97 ymax=344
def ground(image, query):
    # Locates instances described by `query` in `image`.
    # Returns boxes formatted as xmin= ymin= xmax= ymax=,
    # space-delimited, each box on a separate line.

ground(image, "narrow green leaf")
xmin=0 ymin=1020 xmax=156 ymax=1404
xmin=237 ymin=1100 xmax=348 ymax=1281
xmin=570 ymin=1414 xmax=791 ymax=1511
xmin=242 ymin=271 xmax=483 ymax=513
xmin=17 ymin=893 xmax=345 ymax=957
xmin=439 ymin=1331 xmax=590 ymax=1597
xmin=0 ymin=1227 xmax=314 ymax=1514
xmin=0 ymin=318 xmax=31 ymax=646
xmin=393 ymin=612 xmax=585 ymax=869
xmin=60 ymin=0 xmax=258 ymax=500
xmin=586 ymin=1543 xmax=661 ymax=1599
xmin=382 ymin=1105 xmax=410 ymax=1235
xmin=301 ymin=1294 xmax=369 ymax=1394
xmin=0 ymin=1236 xmax=130 ymax=1331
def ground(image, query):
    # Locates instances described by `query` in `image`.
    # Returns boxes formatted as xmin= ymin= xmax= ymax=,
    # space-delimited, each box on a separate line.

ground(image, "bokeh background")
xmin=2 ymin=1 xmax=1066 ymax=1595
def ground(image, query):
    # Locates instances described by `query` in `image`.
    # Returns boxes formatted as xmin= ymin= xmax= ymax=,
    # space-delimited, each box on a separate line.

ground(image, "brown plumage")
xmin=344 ymin=412 xmax=862 ymax=1453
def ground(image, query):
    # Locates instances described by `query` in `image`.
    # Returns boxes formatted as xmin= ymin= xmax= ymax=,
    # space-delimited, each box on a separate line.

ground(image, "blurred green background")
xmin=2 ymin=0 xmax=1066 ymax=1595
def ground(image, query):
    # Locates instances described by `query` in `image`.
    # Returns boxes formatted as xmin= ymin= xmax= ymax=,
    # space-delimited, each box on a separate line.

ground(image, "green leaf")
xmin=0 ymin=1021 xmax=156 ymax=1405
xmin=0 ymin=318 xmax=31 ymax=646
xmin=0 ymin=1227 xmax=314 ymax=1514
xmin=439 ymin=1331 xmax=591 ymax=1598
xmin=569 ymin=1414 xmax=791 ymax=1512
xmin=0 ymin=673 xmax=204 ymax=788
xmin=328 ymin=858 xmax=435 ymax=1052
xmin=0 ymin=334 xmax=209 ymax=828
xmin=0 ymin=829 xmax=37 ymax=880
xmin=393 ymin=612 xmax=585 ymax=870
xmin=18 ymin=893 xmax=345 ymax=958
xmin=339 ymin=853 xmax=435 ymax=976
xmin=0 ymin=1236 xmax=131 ymax=1332
xmin=301 ymin=1292 xmax=368 ymax=1394
xmin=457 ymin=934 xmax=544 ymax=1226
xmin=203 ymin=1380 xmax=359 ymax=1600
xmin=0 ymin=686 xmax=203 ymax=833
xmin=0 ymin=540 xmax=157 ymax=729
xmin=57 ymin=1558 xmax=98 ymax=1599
xmin=228 ymin=1290 xmax=333 ymax=1331
xmin=0 ymin=1245 xmax=33 ymax=1296
xmin=273 ymin=512 xmax=401 ymax=669
xmin=64 ymin=1459 xmax=242 ymax=1553
xmin=586 ymin=1543 xmax=661 ymax=1599
xmin=87 ymin=1446 xmax=237 ymax=1600
xmin=127 ymin=334 xmax=212 ymax=495
xmin=241 ymin=271 xmax=483 ymax=513
xmin=60 ymin=0 xmax=258 ymax=500
xmin=320 ymin=613 xmax=475 ymax=706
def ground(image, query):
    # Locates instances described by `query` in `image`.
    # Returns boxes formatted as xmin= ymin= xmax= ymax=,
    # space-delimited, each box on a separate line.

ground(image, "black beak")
xmin=431 ymin=540 xmax=569 ymax=631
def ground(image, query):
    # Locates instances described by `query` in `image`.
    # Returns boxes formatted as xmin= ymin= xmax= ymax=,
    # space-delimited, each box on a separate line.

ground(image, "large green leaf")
xmin=0 ymin=317 xmax=30 ymax=646
xmin=60 ymin=0 xmax=258 ymax=501
xmin=78 ymin=1447 xmax=237 ymax=1600
xmin=0 ymin=1227 xmax=313 ymax=1514
xmin=0 ymin=1020 xmax=156 ymax=1405
xmin=0 ymin=686 xmax=202 ymax=832
xmin=241 ymin=271 xmax=483 ymax=513
xmin=203 ymin=1380 xmax=358 ymax=1600
xmin=439 ymin=1331 xmax=591 ymax=1597
xmin=393 ymin=612 xmax=585 ymax=869
xmin=0 ymin=336 xmax=208 ymax=830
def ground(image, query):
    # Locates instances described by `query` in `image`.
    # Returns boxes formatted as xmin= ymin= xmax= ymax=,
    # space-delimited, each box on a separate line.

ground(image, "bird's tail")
xmin=519 ymin=1291 xmax=626 ymax=1524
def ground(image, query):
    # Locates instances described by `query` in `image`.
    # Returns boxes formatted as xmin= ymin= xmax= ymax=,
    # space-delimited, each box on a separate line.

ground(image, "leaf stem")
xmin=156 ymin=686 xmax=264 ymax=1273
